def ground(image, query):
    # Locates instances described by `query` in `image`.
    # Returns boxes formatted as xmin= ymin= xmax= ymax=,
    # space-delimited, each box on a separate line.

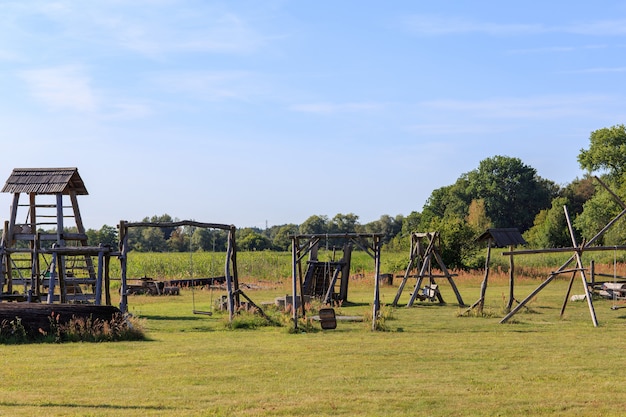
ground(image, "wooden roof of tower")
xmin=1 ymin=167 xmax=88 ymax=195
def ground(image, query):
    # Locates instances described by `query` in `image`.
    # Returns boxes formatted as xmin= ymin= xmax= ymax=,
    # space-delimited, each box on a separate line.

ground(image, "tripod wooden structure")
xmin=392 ymin=232 xmax=465 ymax=307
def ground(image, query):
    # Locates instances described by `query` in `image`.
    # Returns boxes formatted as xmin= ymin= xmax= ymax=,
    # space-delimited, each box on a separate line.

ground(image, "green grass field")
xmin=2 ymin=272 xmax=626 ymax=416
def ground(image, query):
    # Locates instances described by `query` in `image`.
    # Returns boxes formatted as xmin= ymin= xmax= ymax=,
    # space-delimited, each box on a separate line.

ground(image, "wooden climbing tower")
xmin=0 ymin=168 xmax=113 ymax=304
xmin=392 ymin=232 xmax=465 ymax=307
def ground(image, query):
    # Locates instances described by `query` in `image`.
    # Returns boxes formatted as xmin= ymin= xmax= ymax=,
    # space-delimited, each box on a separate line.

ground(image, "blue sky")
xmin=1 ymin=1 xmax=626 ymax=230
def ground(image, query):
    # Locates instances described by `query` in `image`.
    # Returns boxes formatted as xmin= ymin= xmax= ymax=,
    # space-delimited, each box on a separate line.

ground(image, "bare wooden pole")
xmin=506 ymin=245 xmax=515 ymax=312
xmin=119 ymin=221 xmax=129 ymax=313
xmin=563 ymin=206 xmax=597 ymax=326
xmin=291 ymin=236 xmax=298 ymax=330
xmin=372 ymin=235 xmax=381 ymax=331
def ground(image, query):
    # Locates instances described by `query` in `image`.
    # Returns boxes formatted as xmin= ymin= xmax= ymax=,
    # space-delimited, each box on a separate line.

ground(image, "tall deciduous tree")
xmin=578 ymin=124 xmax=626 ymax=179
xmin=464 ymin=155 xmax=557 ymax=232
xmin=576 ymin=125 xmax=626 ymax=244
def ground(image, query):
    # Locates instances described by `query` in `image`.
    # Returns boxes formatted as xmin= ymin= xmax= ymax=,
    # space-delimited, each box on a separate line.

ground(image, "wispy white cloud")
xmin=290 ymin=102 xmax=383 ymax=114
xmin=567 ymin=19 xmax=626 ymax=36
xmin=507 ymin=44 xmax=607 ymax=55
xmin=406 ymin=123 xmax=508 ymax=136
xmin=402 ymin=15 xmax=546 ymax=36
xmin=403 ymin=15 xmax=626 ymax=37
xmin=563 ymin=67 xmax=626 ymax=74
xmin=19 ymin=65 xmax=97 ymax=112
xmin=151 ymin=70 xmax=267 ymax=102
xmin=4 ymin=1 xmax=273 ymax=59
xmin=95 ymin=11 xmax=269 ymax=57
xmin=419 ymin=95 xmax=612 ymax=120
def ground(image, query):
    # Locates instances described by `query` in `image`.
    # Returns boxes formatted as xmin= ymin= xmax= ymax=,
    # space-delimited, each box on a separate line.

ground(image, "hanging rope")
xmin=190 ymin=227 xmax=212 ymax=316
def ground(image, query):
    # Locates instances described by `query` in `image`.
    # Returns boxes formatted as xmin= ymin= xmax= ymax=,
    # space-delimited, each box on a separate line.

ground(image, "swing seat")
xmin=318 ymin=308 xmax=337 ymax=330
xmin=421 ymin=284 xmax=439 ymax=301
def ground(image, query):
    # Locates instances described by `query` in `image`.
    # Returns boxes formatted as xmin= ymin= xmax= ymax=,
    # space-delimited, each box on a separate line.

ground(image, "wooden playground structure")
xmin=392 ymin=231 xmax=465 ymax=307
xmin=499 ymin=177 xmax=626 ymax=327
xmin=117 ymin=219 xmax=266 ymax=321
xmin=290 ymin=233 xmax=383 ymax=331
xmin=0 ymin=168 xmax=115 ymax=305
xmin=0 ymin=167 xmax=262 ymax=327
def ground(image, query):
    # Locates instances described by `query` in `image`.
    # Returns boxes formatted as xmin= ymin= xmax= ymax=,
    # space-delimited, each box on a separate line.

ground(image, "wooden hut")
xmin=0 ymin=168 xmax=113 ymax=304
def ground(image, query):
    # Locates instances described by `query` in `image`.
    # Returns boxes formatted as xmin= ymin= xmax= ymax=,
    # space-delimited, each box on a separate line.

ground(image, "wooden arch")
xmin=118 ymin=220 xmax=240 ymax=321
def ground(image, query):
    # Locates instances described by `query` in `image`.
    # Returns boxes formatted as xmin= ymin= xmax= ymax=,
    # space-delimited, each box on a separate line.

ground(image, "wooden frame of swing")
xmin=290 ymin=233 xmax=384 ymax=331
xmin=117 ymin=220 xmax=240 ymax=323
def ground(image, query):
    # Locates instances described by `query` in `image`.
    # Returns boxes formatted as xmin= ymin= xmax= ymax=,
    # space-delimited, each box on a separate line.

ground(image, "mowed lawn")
xmin=1 ymin=276 xmax=626 ymax=417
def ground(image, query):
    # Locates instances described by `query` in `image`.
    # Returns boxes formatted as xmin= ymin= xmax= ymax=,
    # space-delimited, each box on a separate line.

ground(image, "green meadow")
xmin=2 ymin=250 xmax=626 ymax=416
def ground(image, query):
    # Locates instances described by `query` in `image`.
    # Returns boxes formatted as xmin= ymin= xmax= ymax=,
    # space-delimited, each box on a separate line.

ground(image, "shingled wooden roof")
xmin=1 ymin=168 xmax=88 ymax=195
xmin=476 ymin=228 xmax=526 ymax=247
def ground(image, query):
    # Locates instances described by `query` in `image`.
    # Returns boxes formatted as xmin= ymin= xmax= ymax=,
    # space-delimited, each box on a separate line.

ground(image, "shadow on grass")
xmin=139 ymin=314 xmax=214 ymax=321
xmin=0 ymin=401 xmax=177 ymax=411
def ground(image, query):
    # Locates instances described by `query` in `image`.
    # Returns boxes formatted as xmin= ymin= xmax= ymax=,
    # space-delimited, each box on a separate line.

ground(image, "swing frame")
xmin=118 ymin=220 xmax=240 ymax=323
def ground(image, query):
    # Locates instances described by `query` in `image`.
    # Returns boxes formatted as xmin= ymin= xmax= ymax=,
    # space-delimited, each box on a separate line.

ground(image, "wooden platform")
xmin=0 ymin=303 xmax=122 ymax=336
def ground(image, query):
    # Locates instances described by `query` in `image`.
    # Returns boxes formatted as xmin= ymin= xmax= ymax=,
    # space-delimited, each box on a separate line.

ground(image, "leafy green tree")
xmin=423 ymin=215 xmax=477 ymax=269
xmin=466 ymin=199 xmax=492 ymax=233
xmin=238 ymin=232 xmax=272 ymax=251
xmin=420 ymin=181 xmax=470 ymax=228
xmin=192 ymin=228 xmax=227 ymax=251
xmin=401 ymin=211 xmax=422 ymax=235
xmin=272 ymin=224 xmax=298 ymax=251
xmin=524 ymin=197 xmax=572 ymax=248
xmin=135 ymin=227 xmax=168 ymax=252
xmin=299 ymin=215 xmax=329 ymax=235
xmin=330 ymin=213 xmax=360 ymax=234
xmin=464 ymin=155 xmax=557 ymax=232
xmin=578 ymin=124 xmax=626 ymax=179
xmin=364 ymin=214 xmax=403 ymax=243
xmin=86 ymin=224 xmax=118 ymax=247
xmin=576 ymin=125 xmax=626 ymax=244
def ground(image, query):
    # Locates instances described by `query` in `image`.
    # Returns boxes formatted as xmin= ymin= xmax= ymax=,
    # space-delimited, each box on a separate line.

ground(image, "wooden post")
xmin=339 ymin=243 xmax=352 ymax=302
xmin=229 ymin=226 xmax=240 ymax=309
xmin=56 ymin=193 xmax=67 ymax=303
xmin=119 ymin=221 xmax=128 ymax=313
xmin=104 ymin=252 xmax=111 ymax=306
xmin=478 ymin=240 xmax=492 ymax=313
xmin=96 ymin=245 xmax=104 ymax=305
xmin=506 ymin=245 xmax=515 ymax=312
xmin=372 ymin=235 xmax=381 ymax=331
xmin=47 ymin=250 xmax=57 ymax=304
xmin=291 ymin=236 xmax=298 ymax=330
xmin=392 ymin=236 xmax=418 ymax=306
xmin=225 ymin=229 xmax=235 ymax=323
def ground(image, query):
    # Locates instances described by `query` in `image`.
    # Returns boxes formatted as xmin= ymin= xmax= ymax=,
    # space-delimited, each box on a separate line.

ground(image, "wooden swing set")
xmin=290 ymin=233 xmax=383 ymax=331
xmin=392 ymin=232 xmax=465 ymax=307
xmin=118 ymin=220 xmax=268 ymax=323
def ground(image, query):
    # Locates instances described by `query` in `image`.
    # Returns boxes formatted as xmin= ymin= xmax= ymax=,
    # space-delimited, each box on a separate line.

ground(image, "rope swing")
xmin=190 ymin=227 xmax=212 ymax=316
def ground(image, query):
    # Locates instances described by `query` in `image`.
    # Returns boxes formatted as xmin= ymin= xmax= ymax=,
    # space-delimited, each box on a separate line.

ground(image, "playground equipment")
xmin=500 ymin=176 xmax=626 ymax=327
xmin=117 ymin=220 xmax=268 ymax=323
xmin=464 ymin=228 xmax=526 ymax=315
xmin=0 ymin=168 xmax=114 ymax=305
xmin=392 ymin=232 xmax=465 ymax=307
xmin=290 ymin=233 xmax=383 ymax=331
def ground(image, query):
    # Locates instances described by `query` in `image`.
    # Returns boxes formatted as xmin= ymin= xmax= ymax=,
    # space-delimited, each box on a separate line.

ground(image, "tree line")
xmin=8 ymin=124 xmax=624 ymax=270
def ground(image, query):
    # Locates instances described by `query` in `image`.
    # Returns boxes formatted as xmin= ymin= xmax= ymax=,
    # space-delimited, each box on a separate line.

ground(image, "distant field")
xmin=2 ymin=270 xmax=626 ymax=416
xmin=116 ymin=248 xmax=626 ymax=283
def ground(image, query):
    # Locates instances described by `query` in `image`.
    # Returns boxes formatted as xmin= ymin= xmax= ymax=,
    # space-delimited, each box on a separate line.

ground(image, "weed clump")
xmin=0 ymin=313 xmax=146 ymax=344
